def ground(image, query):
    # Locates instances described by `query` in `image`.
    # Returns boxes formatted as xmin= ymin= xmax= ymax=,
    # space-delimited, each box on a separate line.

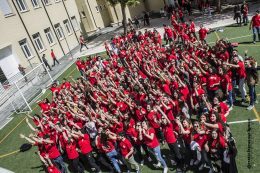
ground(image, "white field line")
xmin=228 ymin=119 xmax=258 ymax=125
xmin=208 ymin=34 xmax=252 ymax=44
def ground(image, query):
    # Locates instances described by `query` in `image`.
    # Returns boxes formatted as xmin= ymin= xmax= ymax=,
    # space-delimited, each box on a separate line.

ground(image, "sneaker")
xmin=247 ymin=105 xmax=254 ymax=110
xmin=171 ymin=159 xmax=177 ymax=166
xmin=241 ymin=99 xmax=246 ymax=105
xmin=190 ymin=159 xmax=194 ymax=166
xmin=253 ymin=41 xmax=256 ymax=44
xmin=255 ymin=100 xmax=258 ymax=104
xmin=199 ymin=164 xmax=205 ymax=171
xmin=153 ymin=162 xmax=161 ymax=168
xmin=127 ymin=171 xmax=131 ymax=173
xmin=229 ymin=106 xmax=233 ymax=111
xmin=140 ymin=160 xmax=144 ymax=166
xmin=194 ymin=160 xmax=200 ymax=166
xmin=148 ymin=157 xmax=152 ymax=162
xmin=163 ymin=167 xmax=168 ymax=173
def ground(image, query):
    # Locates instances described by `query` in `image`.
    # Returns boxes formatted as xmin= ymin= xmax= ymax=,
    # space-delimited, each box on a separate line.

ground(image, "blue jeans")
xmin=152 ymin=146 xmax=167 ymax=168
xmin=106 ymin=149 xmax=121 ymax=173
xmin=53 ymin=156 xmax=67 ymax=173
xmin=253 ymin=26 xmax=260 ymax=42
xmin=227 ymin=90 xmax=233 ymax=107
xmin=248 ymin=85 xmax=256 ymax=106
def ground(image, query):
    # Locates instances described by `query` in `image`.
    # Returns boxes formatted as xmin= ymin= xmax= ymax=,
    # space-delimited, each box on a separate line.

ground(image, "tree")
xmin=215 ymin=0 xmax=222 ymax=13
xmin=107 ymin=0 xmax=140 ymax=35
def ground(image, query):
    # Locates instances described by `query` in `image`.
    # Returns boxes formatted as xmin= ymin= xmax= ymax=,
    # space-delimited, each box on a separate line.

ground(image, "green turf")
xmin=0 ymin=26 xmax=260 ymax=173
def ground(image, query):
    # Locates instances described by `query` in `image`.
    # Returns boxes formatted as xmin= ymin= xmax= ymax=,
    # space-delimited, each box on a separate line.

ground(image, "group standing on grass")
xmin=19 ymin=2 xmax=259 ymax=173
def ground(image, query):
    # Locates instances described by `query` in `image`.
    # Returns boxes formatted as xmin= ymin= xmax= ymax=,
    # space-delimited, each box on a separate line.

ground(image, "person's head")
xmin=182 ymin=119 xmax=190 ymax=128
xmin=233 ymin=56 xmax=239 ymax=63
xmin=42 ymin=54 xmax=45 ymax=58
xmin=256 ymin=10 xmax=259 ymax=15
xmin=141 ymin=120 xmax=149 ymax=130
xmin=213 ymin=97 xmax=220 ymax=105
xmin=211 ymin=130 xmax=218 ymax=139
xmin=210 ymin=113 xmax=219 ymax=122
xmin=51 ymin=49 xmax=53 ymax=52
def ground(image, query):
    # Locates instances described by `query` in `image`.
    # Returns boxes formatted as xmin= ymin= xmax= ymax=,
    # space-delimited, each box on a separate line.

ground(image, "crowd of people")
xmin=19 ymin=3 xmax=259 ymax=173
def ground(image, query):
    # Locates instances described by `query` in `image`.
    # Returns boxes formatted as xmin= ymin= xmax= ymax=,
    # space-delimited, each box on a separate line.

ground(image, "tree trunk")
xmin=216 ymin=0 xmax=221 ymax=13
xmin=120 ymin=3 xmax=127 ymax=35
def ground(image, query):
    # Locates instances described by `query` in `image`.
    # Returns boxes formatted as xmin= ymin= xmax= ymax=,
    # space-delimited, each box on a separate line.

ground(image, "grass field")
xmin=0 ymin=24 xmax=260 ymax=173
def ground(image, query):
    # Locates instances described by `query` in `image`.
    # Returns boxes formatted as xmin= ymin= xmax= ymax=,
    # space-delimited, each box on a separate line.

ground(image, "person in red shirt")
xmin=226 ymin=56 xmax=247 ymax=103
xmin=242 ymin=2 xmax=249 ymax=25
xmin=72 ymin=130 xmax=101 ymax=173
xmin=158 ymin=106 xmax=183 ymax=170
xmin=50 ymin=49 xmax=60 ymax=67
xmin=205 ymin=130 xmax=227 ymax=172
xmin=198 ymin=25 xmax=209 ymax=43
xmin=63 ymin=131 xmax=84 ymax=173
xmin=249 ymin=10 xmax=260 ymax=43
xmin=139 ymin=121 xmax=168 ymax=173
xmin=117 ymin=134 xmax=140 ymax=172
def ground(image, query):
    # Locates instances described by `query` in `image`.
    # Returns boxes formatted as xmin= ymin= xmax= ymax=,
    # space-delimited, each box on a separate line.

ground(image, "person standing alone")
xmin=80 ymin=35 xmax=88 ymax=52
xmin=50 ymin=49 xmax=60 ymax=67
xmin=18 ymin=64 xmax=27 ymax=82
xmin=42 ymin=54 xmax=52 ymax=71
xmin=249 ymin=10 xmax=260 ymax=44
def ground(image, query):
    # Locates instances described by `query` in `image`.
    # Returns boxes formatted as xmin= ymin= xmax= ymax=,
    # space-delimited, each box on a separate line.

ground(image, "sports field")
xmin=0 ymin=24 xmax=259 ymax=173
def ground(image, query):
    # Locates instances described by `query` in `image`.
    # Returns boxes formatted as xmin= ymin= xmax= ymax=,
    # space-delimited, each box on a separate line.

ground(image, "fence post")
xmin=14 ymin=82 xmax=32 ymax=112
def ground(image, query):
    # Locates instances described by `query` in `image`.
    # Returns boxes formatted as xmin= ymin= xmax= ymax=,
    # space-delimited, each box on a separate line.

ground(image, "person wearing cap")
xmin=249 ymin=10 xmax=260 ymax=44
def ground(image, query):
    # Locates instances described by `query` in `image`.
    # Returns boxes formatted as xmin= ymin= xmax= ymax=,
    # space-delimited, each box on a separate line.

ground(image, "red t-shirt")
xmin=199 ymin=28 xmax=208 ymax=40
xmin=45 ymin=142 xmax=60 ymax=159
xmin=66 ymin=141 xmax=79 ymax=160
xmin=162 ymin=123 xmax=177 ymax=144
xmin=78 ymin=134 xmax=92 ymax=154
xmin=207 ymin=74 xmax=220 ymax=91
xmin=237 ymin=61 xmax=246 ymax=78
xmin=143 ymin=128 xmax=160 ymax=149
xmin=119 ymin=138 xmax=133 ymax=157
xmin=100 ymin=140 xmax=115 ymax=153
xmin=193 ymin=133 xmax=208 ymax=148
xmin=252 ymin=14 xmax=260 ymax=27
xmin=147 ymin=111 xmax=161 ymax=129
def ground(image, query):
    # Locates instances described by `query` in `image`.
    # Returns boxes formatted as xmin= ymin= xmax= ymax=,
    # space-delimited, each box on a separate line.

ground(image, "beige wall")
xmin=0 ymin=0 xmax=82 ymax=79
xmin=145 ymin=0 xmax=165 ymax=12
xmin=127 ymin=0 xmax=146 ymax=18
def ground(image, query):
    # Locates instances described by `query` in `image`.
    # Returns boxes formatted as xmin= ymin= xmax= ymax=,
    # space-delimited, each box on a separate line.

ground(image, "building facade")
xmin=0 ymin=0 xmax=81 ymax=84
xmin=76 ymin=0 xmax=165 ymax=34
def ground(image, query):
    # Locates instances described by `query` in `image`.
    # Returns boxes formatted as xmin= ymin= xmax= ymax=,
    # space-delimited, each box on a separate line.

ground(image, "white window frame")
xmin=19 ymin=39 xmax=34 ymax=59
xmin=44 ymin=28 xmax=55 ymax=45
xmin=31 ymin=0 xmax=40 ymax=8
xmin=63 ymin=19 xmax=72 ymax=35
xmin=43 ymin=0 xmax=51 ymax=5
xmin=54 ymin=23 xmax=64 ymax=40
xmin=0 ymin=0 xmax=13 ymax=16
xmin=16 ymin=0 xmax=28 ymax=12
xmin=71 ymin=16 xmax=79 ymax=31
xmin=32 ymin=33 xmax=45 ymax=52
xmin=95 ymin=6 xmax=99 ymax=13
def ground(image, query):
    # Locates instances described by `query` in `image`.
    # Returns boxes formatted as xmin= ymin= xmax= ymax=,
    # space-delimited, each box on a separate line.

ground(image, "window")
xmin=63 ymin=19 xmax=72 ymax=34
xmin=43 ymin=0 xmax=51 ymax=5
xmin=0 ymin=0 xmax=13 ymax=16
xmin=71 ymin=16 xmax=79 ymax=31
xmin=19 ymin=39 xmax=33 ymax=59
xmin=44 ymin=28 xmax=55 ymax=45
xmin=32 ymin=33 xmax=45 ymax=52
xmin=54 ymin=23 xmax=64 ymax=40
xmin=31 ymin=0 xmax=40 ymax=8
xmin=81 ymin=11 xmax=86 ymax=18
xmin=16 ymin=0 xmax=27 ymax=12
xmin=95 ymin=6 xmax=99 ymax=13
